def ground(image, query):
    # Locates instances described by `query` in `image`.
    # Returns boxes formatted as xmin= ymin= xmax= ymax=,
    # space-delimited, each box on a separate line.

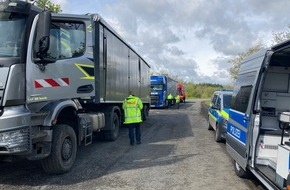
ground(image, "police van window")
xmin=215 ymin=96 xmax=221 ymax=109
xmin=223 ymin=94 xmax=232 ymax=109
xmin=231 ymin=71 xmax=256 ymax=113
xmin=216 ymin=97 xmax=221 ymax=109
xmin=211 ymin=94 xmax=218 ymax=105
xmin=47 ymin=21 xmax=85 ymax=60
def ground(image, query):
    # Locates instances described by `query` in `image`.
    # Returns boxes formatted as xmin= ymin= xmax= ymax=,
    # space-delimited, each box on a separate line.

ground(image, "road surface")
xmin=0 ymin=99 xmax=266 ymax=190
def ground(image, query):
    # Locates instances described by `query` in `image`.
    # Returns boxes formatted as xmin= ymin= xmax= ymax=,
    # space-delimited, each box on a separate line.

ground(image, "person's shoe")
xmin=130 ymin=142 xmax=135 ymax=146
xmin=137 ymin=141 xmax=142 ymax=145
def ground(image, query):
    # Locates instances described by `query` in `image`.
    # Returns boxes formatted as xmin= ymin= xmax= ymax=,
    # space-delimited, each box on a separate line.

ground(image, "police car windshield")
xmin=223 ymin=94 xmax=232 ymax=109
xmin=0 ymin=12 xmax=25 ymax=57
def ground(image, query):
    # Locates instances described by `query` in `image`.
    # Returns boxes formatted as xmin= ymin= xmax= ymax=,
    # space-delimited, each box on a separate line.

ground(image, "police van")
xmin=208 ymin=90 xmax=233 ymax=142
xmin=227 ymin=40 xmax=290 ymax=190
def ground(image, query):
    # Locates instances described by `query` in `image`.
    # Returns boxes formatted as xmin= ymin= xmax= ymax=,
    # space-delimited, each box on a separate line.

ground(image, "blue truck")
xmin=150 ymin=76 xmax=178 ymax=108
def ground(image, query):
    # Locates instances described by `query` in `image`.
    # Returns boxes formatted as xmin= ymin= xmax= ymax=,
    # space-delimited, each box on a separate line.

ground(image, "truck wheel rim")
xmin=62 ymin=137 xmax=73 ymax=161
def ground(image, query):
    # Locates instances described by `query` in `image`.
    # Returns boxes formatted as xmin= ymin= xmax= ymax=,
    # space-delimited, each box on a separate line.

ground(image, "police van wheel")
xmin=215 ymin=124 xmax=222 ymax=142
xmin=234 ymin=161 xmax=250 ymax=178
xmin=207 ymin=119 xmax=213 ymax=130
xmin=41 ymin=124 xmax=77 ymax=174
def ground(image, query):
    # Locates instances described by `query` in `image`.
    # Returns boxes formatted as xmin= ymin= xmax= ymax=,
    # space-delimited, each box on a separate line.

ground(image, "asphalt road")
xmin=0 ymin=99 xmax=266 ymax=190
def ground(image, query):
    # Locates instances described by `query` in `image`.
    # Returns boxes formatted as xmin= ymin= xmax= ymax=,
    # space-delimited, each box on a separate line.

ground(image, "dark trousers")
xmin=128 ymin=123 xmax=141 ymax=143
xmin=166 ymin=99 xmax=173 ymax=108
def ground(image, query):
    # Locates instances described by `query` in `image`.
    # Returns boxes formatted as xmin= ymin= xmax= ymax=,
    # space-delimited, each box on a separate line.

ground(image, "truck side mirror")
xmin=35 ymin=11 xmax=51 ymax=60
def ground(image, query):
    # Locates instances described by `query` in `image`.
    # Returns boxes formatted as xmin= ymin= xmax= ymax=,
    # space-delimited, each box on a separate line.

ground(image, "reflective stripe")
xmin=221 ymin=109 xmax=229 ymax=120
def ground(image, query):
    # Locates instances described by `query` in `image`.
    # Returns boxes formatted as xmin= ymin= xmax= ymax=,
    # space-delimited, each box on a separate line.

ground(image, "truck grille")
xmin=150 ymin=95 xmax=159 ymax=105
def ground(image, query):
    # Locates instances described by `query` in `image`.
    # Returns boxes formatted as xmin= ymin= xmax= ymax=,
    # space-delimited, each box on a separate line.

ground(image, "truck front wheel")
xmin=41 ymin=124 xmax=77 ymax=174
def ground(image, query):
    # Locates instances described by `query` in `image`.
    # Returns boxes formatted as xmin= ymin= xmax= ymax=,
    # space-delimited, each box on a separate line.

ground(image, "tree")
xmin=272 ymin=25 xmax=290 ymax=45
xmin=229 ymin=25 xmax=290 ymax=81
xmin=228 ymin=43 xmax=263 ymax=81
xmin=36 ymin=0 xmax=62 ymax=13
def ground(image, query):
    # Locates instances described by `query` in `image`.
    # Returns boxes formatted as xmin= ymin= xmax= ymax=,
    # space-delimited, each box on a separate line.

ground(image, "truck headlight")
xmin=0 ymin=127 xmax=30 ymax=153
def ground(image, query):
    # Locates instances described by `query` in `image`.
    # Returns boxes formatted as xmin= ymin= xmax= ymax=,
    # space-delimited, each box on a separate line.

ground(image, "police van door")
xmin=226 ymin=70 xmax=259 ymax=171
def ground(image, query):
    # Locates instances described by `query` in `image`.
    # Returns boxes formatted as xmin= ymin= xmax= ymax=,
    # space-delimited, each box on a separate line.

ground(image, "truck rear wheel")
xmin=41 ymin=124 xmax=77 ymax=174
xmin=142 ymin=105 xmax=149 ymax=121
xmin=104 ymin=112 xmax=120 ymax=141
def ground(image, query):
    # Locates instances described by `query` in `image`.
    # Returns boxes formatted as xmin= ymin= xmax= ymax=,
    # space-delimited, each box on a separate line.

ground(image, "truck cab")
xmin=177 ymin=83 xmax=186 ymax=103
xmin=150 ymin=75 xmax=177 ymax=108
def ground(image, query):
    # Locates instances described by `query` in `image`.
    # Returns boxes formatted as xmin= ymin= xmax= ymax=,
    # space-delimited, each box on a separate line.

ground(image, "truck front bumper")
xmin=0 ymin=106 xmax=31 ymax=154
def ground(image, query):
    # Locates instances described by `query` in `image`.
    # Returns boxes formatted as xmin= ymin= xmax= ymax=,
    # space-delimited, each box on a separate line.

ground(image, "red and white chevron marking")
xmin=34 ymin=78 xmax=70 ymax=88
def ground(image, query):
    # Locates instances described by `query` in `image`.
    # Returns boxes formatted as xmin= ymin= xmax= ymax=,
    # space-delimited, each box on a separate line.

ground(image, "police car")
xmin=208 ymin=90 xmax=233 ymax=142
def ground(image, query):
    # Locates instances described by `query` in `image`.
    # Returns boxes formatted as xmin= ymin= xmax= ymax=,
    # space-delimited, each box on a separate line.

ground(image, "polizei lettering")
xmin=230 ymin=126 xmax=241 ymax=139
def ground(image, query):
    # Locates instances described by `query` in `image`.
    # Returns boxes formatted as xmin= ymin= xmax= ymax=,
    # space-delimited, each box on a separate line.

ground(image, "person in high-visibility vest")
xmin=175 ymin=94 xmax=180 ymax=109
xmin=167 ymin=93 xmax=174 ymax=109
xmin=122 ymin=91 xmax=143 ymax=146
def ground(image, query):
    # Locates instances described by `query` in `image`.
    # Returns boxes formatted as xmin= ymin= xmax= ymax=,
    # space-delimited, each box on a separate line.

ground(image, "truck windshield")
xmin=151 ymin=84 xmax=163 ymax=91
xmin=0 ymin=12 xmax=25 ymax=57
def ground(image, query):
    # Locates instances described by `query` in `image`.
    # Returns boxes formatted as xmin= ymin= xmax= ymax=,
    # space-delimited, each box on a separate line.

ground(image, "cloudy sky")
xmin=51 ymin=0 xmax=290 ymax=85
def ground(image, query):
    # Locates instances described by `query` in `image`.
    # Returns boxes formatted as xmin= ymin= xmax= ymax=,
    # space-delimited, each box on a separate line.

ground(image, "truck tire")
xmin=41 ymin=124 xmax=77 ymax=174
xmin=234 ymin=160 xmax=250 ymax=178
xmin=104 ymin=112 xmax=120 ymax=141
xmin=142 ymin=105 xmax=149 ymax=121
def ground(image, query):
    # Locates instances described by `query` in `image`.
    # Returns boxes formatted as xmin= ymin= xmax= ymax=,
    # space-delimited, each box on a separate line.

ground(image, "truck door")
xmin=27 ymin=16 xmax=92 ymax=104
xmin=226 ymin=70 xmax=258 ymax=170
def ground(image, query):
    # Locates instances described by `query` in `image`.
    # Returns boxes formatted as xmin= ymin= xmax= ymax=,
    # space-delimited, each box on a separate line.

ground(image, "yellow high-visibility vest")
xmin=167 ymin=94 xmax=173 ymax=99
xmin=175 ymin=95 xmax=180 ymax=103
xmin=122 ymin=95 xmax=143 ymax=124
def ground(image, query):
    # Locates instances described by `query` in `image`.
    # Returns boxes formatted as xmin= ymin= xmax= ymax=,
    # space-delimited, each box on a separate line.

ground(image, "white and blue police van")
xmin=227 ymin=39 xmax=290 ymax=190
xmin=208 ymin=90 xmax=233 ymax=142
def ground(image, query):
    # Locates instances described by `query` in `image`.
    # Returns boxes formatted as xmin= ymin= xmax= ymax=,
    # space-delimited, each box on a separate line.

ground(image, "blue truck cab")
xmin=150 ymin=75 xmax=177 ymax=108
xmin=208 ymin=90 xmax=233 ymax=142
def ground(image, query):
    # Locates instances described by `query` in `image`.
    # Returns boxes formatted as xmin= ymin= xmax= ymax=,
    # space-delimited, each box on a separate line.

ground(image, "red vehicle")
xmin=177 ymin=84 xmax=186 ymax=102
